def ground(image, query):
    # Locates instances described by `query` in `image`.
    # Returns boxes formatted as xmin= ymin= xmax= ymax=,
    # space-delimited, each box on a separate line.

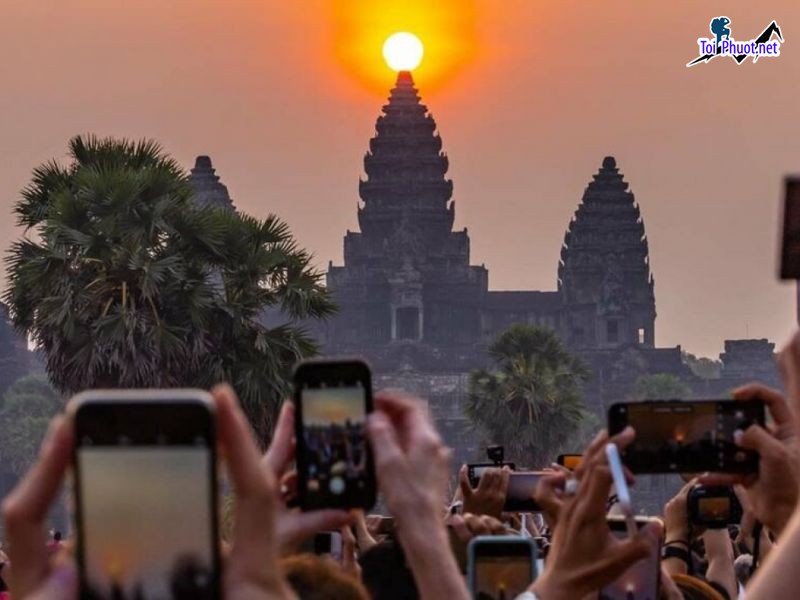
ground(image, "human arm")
xmin=703 ymin=529 xmax=737 ymax=600
xmin=661 ymin=481 xmax=694 ymax=577
xmin=529 ymin=428 xmax=662 ymax=600
xmin=367 ymin=392 xmax=470 ymax=600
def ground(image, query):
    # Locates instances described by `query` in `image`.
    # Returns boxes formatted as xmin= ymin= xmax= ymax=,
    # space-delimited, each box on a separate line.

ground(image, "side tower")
xmin=326 ymin=72 xmax=489 ymax=370
xmin=558 ymin=156 xmax=656 ymax=350
xmin=189 ymin=155 xmax=235 ymax=211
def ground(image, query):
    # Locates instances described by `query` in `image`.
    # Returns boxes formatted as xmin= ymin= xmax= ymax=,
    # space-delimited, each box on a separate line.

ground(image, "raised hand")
xmin=366 ymin=392 xmax=469 ymax=600
xmin=1 ymin=416 xmax=78 ymax=600
xmin=457 ymin=464 xmax=510 ymax=519
xmin=700 ymin=383 xmax=799 ymax=536
xmin=261 ymin=402 xmax=353 ymax=555
xmin=530 ymin=427 xmax=662 ymax=600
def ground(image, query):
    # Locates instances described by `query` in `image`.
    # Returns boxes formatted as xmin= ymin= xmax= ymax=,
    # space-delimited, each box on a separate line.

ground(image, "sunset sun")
xmin=382 ymin=32 xmax=424 ymax=72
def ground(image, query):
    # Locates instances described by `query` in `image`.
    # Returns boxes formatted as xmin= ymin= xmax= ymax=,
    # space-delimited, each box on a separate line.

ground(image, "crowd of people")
xmin=6 ymin=330 xmax=800 ymax=599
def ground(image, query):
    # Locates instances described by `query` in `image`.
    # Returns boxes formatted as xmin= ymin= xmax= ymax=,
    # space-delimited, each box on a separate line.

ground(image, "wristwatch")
xmin=515 ymin=592 xmax=540 ymax=600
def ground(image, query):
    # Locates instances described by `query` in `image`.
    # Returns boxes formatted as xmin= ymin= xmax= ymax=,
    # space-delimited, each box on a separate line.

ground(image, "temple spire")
xmin=189 ymin=155 xmax=235 ymax=211
xmin=558 ymin=156 xmax=655 ymax=348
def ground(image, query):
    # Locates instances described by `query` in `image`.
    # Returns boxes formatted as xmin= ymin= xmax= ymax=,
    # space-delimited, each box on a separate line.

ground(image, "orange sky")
xmin=2 ymin=0 xmax=799 ymax=358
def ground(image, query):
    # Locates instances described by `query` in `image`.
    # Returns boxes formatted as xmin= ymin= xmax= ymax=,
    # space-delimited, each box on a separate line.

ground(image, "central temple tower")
xmin=326 ymin=72 xmax=488 ymax=369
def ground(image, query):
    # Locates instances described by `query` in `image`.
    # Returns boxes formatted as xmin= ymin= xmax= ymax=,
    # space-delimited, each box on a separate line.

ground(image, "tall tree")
xmin=464 ymin=324 xmax=590 ymax=467
xmin=4 ymin=135 xmax=335 ymax=440
xmin=0 ymin=373 xmax=63 ymax=475
xmin=631 ymin=373 xmax=692 ymax=401
xmin=682 ymin=351 xmax=722 ymax=380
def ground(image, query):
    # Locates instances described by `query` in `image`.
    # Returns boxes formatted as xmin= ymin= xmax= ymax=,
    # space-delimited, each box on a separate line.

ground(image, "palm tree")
xmin=4 ymin=135 xmax=335 ymax=440
xmin=464 ymin=324 xmax=590 ymax=467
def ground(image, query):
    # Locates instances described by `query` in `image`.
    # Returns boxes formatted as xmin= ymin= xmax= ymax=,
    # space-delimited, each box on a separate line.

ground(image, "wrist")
xmin=767 ymin=504 xmax=794 ymax=537
xmin=531 ymin=573 xmax=581 ymax=600
xmin=665 ymin=527 xmax=689 ymax=543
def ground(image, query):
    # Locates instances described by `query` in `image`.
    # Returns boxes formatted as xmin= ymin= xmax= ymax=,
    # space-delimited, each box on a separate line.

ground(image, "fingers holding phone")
xmin=1 ymin=415 xmax=77 ymax=599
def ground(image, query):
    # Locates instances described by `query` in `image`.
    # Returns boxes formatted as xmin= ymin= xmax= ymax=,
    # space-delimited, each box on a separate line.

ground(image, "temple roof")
xmin=189 ymin=155 xmax=235 ymax=211
xmin=360 ymin=72 xmax=453 ymax=209
xmin=558 ymin=156 xmax=655 ymax=306
xmin=486 ymin=291 xmax=562 ymax=312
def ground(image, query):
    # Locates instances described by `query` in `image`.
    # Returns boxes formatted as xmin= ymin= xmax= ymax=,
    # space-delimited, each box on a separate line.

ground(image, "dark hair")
xmin=54 ymin=531 xmax=63 ymax=542
xmin=359 ymin=541 xmax=419 ymax=600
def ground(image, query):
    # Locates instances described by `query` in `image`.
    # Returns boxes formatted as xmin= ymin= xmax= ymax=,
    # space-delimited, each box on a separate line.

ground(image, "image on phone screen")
xmin=609 ymin=400 xmax=763 ymax=473
xmin=75 ymin=399 xmax=218 ymax=600
xmin=299 ymin=382 xmax=373 ymax=508
xmin=474 ymin=553 xmax=533 ymax=600
xmin=698 ymin=497 xmax=730 ymax=521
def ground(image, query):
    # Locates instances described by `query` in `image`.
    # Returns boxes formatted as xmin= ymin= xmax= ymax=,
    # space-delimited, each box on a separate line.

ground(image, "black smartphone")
xmin=467 ymin=536 xmax=537 ymax=600
xmin=556 ymin=454 xmax=582 ymax=470
xmin=467 ymin=462 xmax=516 ymax=488
xmin=688 ymin=485 xmax=743 ymax=529
xmin=607 ymin=400 xmax=765 ymax=474
xmin=601 ymin=517 xmax=661 ymax=600
xmin=294 ymin=358 xmax=377 ymax=510
xmin=72 ymin=390 xmax=220 ymax=600
xmin=780 ymin=176 xmax=800 ymax=279
xmin=504 ymin=471 xmax=545 ymax=512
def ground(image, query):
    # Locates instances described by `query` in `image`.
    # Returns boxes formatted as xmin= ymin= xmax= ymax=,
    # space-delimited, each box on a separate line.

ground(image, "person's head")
xmin=359 ymin=540 xmax=419 ymax=600
xmin=53 ymin=530 xmax=62 ymax=542
xmin=670 ymin=574 xmax=726 ymax=600
xmin=734 ymin=553 xmax=753 ymax=586
xmin=281 ymin=554 xmax=368 ymax=600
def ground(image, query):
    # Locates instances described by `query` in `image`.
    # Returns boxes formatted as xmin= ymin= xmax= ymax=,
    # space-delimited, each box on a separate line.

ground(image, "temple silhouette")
xmin=180 ymin=71 xmax=779 ymax=466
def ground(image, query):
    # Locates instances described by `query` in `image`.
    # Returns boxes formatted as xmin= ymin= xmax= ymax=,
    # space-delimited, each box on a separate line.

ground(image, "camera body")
xmin=486 ymin=445 xmax=505 ymax=465
xmin=687 ymin=485 xmax=742 ymax=529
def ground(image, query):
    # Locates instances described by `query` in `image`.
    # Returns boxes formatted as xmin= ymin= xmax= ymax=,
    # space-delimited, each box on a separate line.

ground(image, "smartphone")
xmin=72 ymin=390 xmax=220 ymax=600
xmin=556 ymin=454 xmax=582 ymax=470
xmin=688 ymin=485 xmax=743 ymax=529
xmin=780 ymin=177 xmax=800 ymax=279
xmin=607 ymin=400 xmax=765 ymax=473
xmin=467 ymin=536 xmax=537 ymax=600
xmin=504 ymin=471 xmax=545 ymax=512
xmin=600 ymin=517 xmax=661 ymax=600
xmin=297 ymin=530 xmax=344 ymax=560
xmin=467 ymin=462 xmax=516 ymax=488
xmin=314 ymin=532 xmax=343 ymax=560
xmin=294 ymin=358 xmax=377 ymax=510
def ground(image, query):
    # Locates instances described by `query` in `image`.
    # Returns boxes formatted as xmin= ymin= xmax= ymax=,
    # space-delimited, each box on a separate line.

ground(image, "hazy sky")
xmin=2 ymin=1 xmax=799 ymax=359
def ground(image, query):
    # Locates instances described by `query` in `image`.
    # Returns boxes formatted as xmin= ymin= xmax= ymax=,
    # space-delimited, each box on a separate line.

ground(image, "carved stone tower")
xmin=326 ymin=72 xmax=488 ymax=370
xmin=189 ymin=155 xmax=235 ymax=211
xmin=558 ymin=156 xmax=656 ymax=349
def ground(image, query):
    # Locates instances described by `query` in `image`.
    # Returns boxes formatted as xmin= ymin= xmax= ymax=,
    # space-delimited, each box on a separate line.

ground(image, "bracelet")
xmin=662 ymin=545 xmax=691 ymax=565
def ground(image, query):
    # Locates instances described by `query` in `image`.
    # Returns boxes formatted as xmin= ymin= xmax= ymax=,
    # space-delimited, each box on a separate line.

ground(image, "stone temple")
xmin=180 ymin=72 xmax=780 ymax=467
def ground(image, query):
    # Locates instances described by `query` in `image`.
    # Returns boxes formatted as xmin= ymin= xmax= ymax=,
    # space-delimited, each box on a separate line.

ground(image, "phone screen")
xmin=600 ymin=521 xmax=660 ymax=600
xmin=504 ymin=472 xmax=543 ymax=512
xmin=698 ymin=496 xmax=730 ymax=521
xmin=473 ymin=545 xmax=534 ymax=600
xmin=781 ymin=177 xmax=800 ymax=279
xmin=296 ymin=360 xmax=375 ymax=510
xmin=557 ymin=454 xmax=582 ymax=470
xmin=74 ymin=398 xmax=218 ymax=600
xmin=609 ymin=400 xmax=763 ymax=473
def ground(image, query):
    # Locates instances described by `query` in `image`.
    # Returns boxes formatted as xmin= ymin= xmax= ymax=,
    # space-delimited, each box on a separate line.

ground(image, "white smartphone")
xmin=606 ymin=442 xmax=637 ymax=538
